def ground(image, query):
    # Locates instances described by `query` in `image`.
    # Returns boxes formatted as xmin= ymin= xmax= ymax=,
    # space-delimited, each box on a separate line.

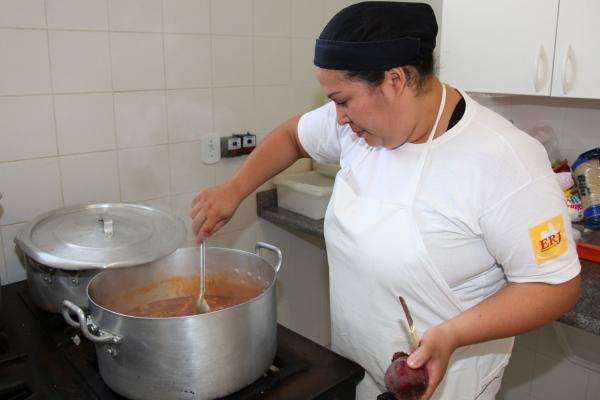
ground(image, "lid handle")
xmin=100 ymin=217 xmax=113 ymax=238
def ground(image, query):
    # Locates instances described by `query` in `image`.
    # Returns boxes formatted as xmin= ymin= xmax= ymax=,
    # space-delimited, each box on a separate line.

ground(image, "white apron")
xmin=324 ymin=84 xmax=514 ymax=400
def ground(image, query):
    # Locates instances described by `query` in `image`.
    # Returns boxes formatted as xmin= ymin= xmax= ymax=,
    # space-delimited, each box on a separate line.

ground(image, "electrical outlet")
xmin=238 ymin=132 xmax=257 ymax=154
xmin=201 ymin=134 xmax=221 ymax=164
xmin=220 ymin=135 xmax=243 ymax=157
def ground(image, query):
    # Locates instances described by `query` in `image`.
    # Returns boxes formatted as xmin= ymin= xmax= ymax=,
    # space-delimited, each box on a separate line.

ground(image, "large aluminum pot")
xmin=15 ymin=203 xmax=186 ymax=313
xmin=25 ymin=256 xmax=98 ymax=313
xmin=62 ymin=242 xmax=283 ymax=400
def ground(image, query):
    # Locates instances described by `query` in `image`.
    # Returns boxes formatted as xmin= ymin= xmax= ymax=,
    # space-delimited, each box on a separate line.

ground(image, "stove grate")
xmin=0 ymin=380 xmax=46 ymax=400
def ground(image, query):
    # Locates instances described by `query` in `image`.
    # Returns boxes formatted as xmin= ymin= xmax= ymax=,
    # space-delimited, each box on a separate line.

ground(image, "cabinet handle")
xmin=561 ymin=45 xmax=574 ymax=95
xmin=533 ymin=45 xmax=547 ymax=93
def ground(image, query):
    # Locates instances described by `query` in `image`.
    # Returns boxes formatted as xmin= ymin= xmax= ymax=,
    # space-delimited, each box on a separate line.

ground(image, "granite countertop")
xmin=257 ymin=189 xmax=600 ymax=336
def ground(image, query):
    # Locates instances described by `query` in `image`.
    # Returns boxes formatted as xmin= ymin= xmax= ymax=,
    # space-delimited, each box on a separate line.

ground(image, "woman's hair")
xmin=344 ymin=54 xmax=436 ymax=93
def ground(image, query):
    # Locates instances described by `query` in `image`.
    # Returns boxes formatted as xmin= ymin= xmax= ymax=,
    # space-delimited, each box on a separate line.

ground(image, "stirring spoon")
xmin=196 ymin=241 xmax=210 ymax=313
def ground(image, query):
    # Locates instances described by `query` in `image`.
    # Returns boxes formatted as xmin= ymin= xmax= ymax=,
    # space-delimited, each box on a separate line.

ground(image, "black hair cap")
xmin=314 ymin=2 xmax=438 ymax=71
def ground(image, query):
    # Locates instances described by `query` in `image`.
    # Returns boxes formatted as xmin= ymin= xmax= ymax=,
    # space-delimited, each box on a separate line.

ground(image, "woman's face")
xmin=315 ymin=67 xmax=412 ymax=148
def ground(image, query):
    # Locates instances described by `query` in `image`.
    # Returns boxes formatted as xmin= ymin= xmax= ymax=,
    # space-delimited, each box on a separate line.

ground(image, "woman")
xmin=190 ymin=2 xmax=581 ymax=399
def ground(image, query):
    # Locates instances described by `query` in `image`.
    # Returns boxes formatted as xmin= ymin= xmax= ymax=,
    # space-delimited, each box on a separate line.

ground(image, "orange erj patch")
xmin=528 ymin=215 xmax=568 ymax=265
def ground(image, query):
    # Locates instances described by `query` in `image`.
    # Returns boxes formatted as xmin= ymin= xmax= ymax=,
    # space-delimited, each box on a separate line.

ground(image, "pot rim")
xmin=85 ymin=246 xmax=279 ymax=320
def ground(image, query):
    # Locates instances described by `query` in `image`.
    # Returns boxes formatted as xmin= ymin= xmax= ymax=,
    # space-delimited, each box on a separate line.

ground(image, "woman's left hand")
xmin=405 ymin=324 xmax=459 ymax=400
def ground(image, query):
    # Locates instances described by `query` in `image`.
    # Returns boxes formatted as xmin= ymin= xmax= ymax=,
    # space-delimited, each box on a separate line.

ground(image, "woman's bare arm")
xmin=190 ymin=116 xmax=309 ymax=242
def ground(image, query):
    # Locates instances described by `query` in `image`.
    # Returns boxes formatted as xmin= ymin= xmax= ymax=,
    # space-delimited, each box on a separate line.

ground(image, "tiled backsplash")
xmin=0 ymin=0 xmax=354 ymax=284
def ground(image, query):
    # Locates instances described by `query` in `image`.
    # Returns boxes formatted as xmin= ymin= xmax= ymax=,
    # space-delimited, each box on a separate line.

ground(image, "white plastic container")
xmin=273 ymin=171 xmax=335 ymax=220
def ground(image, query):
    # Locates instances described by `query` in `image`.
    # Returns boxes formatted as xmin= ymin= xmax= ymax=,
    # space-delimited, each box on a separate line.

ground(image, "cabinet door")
xmin=551 ymin=0 xmax=600 ymax=98
xmin=439 ymin=0 xmax=559 ymax=95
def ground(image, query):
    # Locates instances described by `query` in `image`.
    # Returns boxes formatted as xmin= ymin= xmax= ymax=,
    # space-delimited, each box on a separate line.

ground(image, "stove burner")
xmin=0 ymin=380 xmax=38 ymax=400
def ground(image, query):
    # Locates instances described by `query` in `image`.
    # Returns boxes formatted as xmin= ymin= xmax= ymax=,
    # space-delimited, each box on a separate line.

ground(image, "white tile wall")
xmin=0 ymin=95 xmax=57 ymax=161
xmin=0 ymin=0 xmax=46 ymax=28
xmin=59 ymin=151 xmax=120 ymax=206
xmin=164 ymin=34 xmax=211 ymax=88
xmin=170 ymin=191 xmax=197 ymax=246
xmin=138 ymin=196 xmax=171 ymax=213
xmin=108 ymin=0 xmax=162 ymax=33
xmin=253 ymin=37 xmax=291 ymax=85
xmin=48 ymin=30 xmax=112 ymax=93
xmin=114 ymin=90 xmax=168 ymax=148
xmin=254 ymin=0 xmax=290 ymax=36
xmin=210 ymin=0 xmax=252 ymax=35
xmin=118 ymin=145 xmax=170 ymax=202
xmin=218 ymin=193 xmax=257 ymax=234
xmin=46 ymin=0 xmax=108 ymax=31
xmin=54 ymin=93 xmax=116 ymax=154
xmin=211 ymin=36 xmax=253 ymax=87
xmin=290 ymin=0 xmax=328 ymax=39
xmin=213 ymin=86 xmax=254 ymax=133
xmin=209 ymin=220 xmax=261 ymax=253
xmin=291 ymin=37 xmax=316 ymax=83
xmin=0 ymin=29 xmax=52 ymax=95
xmin=289 ymin=81 xmax=328 ymax=116
xmin=0 ymin=158 xmax=63 ymax=225
xmin=254 ymin=85 xmax=291 ymax=134
xmin=169 ymin=141 xmax=215 ymax=194
xmin=163 ymin=0 xmax=210 ymax=34
xmin=0 ymin=232 xmax=6 ymax=284
xmin=110 ymin=32 xmax=165 ymax=91
xmin=166 ymin=89 xmax=213 ymax=142
xmin=1 ymin=223 xmax=28 ymax=283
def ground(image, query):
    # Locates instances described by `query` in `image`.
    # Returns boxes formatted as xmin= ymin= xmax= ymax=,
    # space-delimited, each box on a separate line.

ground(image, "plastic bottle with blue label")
xmin=572 ymin=148 xmax=600 ymax=230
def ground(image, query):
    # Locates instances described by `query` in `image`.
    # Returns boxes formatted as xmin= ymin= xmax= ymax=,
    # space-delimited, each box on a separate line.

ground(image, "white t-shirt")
xmin=298 ymin=90 xmax=581 ymax=307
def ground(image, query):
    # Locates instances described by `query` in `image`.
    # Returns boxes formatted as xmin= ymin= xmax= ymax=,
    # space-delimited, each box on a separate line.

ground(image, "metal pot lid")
xmin=15 ymin=203 xmax=186 ymax=271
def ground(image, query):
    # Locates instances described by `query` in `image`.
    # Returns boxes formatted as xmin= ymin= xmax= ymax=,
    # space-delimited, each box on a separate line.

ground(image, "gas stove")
xmin=0 ymin=281 xmax=364 ymax=400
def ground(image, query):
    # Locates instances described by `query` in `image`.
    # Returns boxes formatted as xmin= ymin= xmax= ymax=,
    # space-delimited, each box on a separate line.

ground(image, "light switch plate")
xmin=201 ymin=134 xmax=221 ymax=164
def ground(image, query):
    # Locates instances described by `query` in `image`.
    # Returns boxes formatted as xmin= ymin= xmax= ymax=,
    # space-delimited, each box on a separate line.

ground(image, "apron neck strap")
xmin=407 ymin=82 xmax=447 ymax=206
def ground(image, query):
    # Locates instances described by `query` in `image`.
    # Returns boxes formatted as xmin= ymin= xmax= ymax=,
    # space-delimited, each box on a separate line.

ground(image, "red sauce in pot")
xmin=126 ymin=293 xmax=251 ymax=317
xmin=104 ymin=273 xmax=265 ymax=318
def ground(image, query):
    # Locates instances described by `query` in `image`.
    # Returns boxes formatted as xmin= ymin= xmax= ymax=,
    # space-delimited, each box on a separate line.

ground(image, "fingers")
xmin=189 ymin=185 xmax=240 ymax=243
xmin=407 ymin=345 xmax=428 ymax=369
xmin=406 ymin=334 xmax=450 ymax=400
xmin=190 ymin=199 xmax=231 ymax=243
xmin=420 ymin=364 xmax=443 ymax=400
xmin=192 ymin=210 xmax=217 ymax=243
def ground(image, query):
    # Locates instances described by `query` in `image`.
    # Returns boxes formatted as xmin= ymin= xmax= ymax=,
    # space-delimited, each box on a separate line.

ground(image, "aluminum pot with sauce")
xmin=62 ymin=243 xmax=282 ymax=400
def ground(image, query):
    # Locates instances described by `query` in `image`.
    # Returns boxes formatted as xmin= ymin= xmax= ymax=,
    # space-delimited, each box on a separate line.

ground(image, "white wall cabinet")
xmin=551 ymin=0 xmax=600 ymax=98
xmin=439 ymin=0 xmax=600 ymax=99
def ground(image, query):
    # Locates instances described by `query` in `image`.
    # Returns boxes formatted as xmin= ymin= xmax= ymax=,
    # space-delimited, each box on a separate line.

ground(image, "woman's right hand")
xmin=190 ymin=183 xmax=243 ymax=243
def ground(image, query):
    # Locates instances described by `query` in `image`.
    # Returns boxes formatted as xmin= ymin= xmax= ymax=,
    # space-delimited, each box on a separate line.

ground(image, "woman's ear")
xmin=386 ymin=67 xmax=408 ymax=94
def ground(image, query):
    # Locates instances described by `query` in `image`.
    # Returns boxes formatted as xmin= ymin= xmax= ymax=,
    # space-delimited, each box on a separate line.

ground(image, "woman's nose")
xmin=335 ymin=105 xmax=350 ymax=125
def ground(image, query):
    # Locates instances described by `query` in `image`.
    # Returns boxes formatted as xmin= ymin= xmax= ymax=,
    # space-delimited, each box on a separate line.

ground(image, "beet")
xmin=384 ymin=352 xmax=428 ymax=400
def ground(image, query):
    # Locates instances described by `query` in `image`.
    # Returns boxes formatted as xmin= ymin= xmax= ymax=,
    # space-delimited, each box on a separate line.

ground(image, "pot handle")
xmin=62 ymin=300 xmax=122 ymax=345
xmin=255 ymin=242 xmax=282 ymax=273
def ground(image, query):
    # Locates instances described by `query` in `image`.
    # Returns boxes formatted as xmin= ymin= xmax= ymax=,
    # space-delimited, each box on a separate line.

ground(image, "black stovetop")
xmin=0 ymin=281 xmax=364 ymax=400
